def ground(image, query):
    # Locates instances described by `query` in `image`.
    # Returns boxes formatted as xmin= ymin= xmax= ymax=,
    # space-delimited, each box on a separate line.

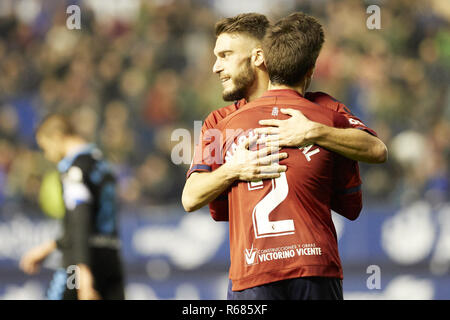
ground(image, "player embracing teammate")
xmin=182 ymin=12 xmax=387 ymax=300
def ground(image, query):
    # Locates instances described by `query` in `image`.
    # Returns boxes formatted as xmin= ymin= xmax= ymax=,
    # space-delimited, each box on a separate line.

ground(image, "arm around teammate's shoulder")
xmin=182 ymin=165 xmax=238 ymax=213
xmin=256 ymin=108 xmax=388 ymax=164
xmin=313 ymin=125 xmax=388 ymax=164
xmin=182 ymin=137 xmax=288 ymax=212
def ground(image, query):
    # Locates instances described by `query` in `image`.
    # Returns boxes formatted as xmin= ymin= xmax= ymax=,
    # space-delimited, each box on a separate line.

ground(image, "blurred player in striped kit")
xmin=20 ymin=114 xmax=125 ymax=300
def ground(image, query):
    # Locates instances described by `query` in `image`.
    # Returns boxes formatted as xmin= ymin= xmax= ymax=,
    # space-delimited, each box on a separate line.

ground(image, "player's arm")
xmin=19 ymin=240 xmax=57 ymax=275
xmin=182 ymin=137 xmax=287 ymax=212
xmin=20 ymin=217 xmax=72 ymax=274
xmin=255 ymin=108 xmax=387 ymax=164
xmin=208 ymin=194 xmax=229 ymax=221
xmin=77 ymin=263 xmax=101 ymax=300
xmin=328 ymin=111 xmax=364 ymax=220
xmin=70 ymin=200 xmax=102 ymax=300
xmin=64 ymin=164 xmax=101 ymax=299
xmin=332 ymin=188 xmax=362 ymax=221
xmin=331 ymin=156 xmax=363 ymax=221
xmin=183 ymin=168 xmax=238 ymax=213
xmin=70 ymin=203 xmax=101 ymax=300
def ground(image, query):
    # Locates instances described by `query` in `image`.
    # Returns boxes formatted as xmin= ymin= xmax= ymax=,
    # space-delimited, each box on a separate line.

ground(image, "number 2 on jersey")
xmin=251 ymin=172 xmax=295 ymax=238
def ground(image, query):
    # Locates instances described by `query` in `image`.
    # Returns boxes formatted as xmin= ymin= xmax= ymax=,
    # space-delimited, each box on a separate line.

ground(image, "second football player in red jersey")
xmin=218 ymin=91 xmax=361 ymax=298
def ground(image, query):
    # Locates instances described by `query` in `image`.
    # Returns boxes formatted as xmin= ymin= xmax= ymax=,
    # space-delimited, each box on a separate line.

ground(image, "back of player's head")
xmin=215 ymin=13 xmax=269 ymax=41
xmin=36 ymin=113 xmax=76 ymax=140
xmin=263 ymin=12 xmax=325 ymax=86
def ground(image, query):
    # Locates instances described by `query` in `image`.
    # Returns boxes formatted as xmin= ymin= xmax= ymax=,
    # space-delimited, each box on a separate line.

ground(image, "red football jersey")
xmin=187 ymin=91 xmax=373 ymax=222
xmin=214 ymin=89 xmax=362 ymax=291
xmin=186 ymin=99 xmax=245 ymax=178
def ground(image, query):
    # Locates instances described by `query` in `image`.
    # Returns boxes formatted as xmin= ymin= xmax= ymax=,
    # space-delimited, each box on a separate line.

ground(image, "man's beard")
xmin=222 ymin=58 xmax=256 ymax=101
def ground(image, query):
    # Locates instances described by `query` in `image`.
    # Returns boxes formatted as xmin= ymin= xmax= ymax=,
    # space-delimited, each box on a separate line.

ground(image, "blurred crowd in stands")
xmin=0 ymin=0 xmax=448 ymax=214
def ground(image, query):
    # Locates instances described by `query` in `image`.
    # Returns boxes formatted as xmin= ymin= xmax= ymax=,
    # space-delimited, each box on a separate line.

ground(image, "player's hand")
xmin=19 ymin=245 xmax=49 ymax=275
xmin=78 ymin=286 xmax=101 ymax=300
xmin=224 ymin=134 xmax=288 ymax=182
xmin=255 ymin=108 xmax=319 ymax=148
xmin=77 ymin=263 xmax=102 ymax=300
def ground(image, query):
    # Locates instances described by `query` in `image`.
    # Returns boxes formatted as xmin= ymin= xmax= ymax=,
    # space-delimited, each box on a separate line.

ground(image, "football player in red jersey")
xmin=194 ymin=12 xmax=364 ymax=299
xmin=182 ymin=13 xmax=387 ymax=219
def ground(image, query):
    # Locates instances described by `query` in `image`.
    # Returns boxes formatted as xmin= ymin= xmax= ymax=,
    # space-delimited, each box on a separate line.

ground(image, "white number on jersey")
xmin=251 ymin=172 xmax=295 ymax=238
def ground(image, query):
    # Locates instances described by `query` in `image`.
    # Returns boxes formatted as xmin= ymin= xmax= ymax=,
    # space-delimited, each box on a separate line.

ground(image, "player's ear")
xmin=252 ymin=47 xmax=265 ymax=68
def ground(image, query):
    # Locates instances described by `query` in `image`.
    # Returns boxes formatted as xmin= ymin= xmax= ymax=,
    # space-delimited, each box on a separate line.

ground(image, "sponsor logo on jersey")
xmin=244 ymin=245 xmax=258 ymax=265
xmin=349 ymin=118 xmax=365 ymax=126
xmin=244 ymin=243 xmax=322 ymax=266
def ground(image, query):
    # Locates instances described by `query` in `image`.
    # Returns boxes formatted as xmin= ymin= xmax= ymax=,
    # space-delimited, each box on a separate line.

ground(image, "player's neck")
xmin=63 ymin=136 xmax=89 ymax=158
xmin=246 ymin=69 xmax=270 ymax=102
xmin=268 ymin=82 xmax=306 ymax=96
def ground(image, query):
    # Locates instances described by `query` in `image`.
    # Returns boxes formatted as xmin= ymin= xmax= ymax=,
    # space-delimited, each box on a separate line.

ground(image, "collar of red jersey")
xmin=261 ymin=89 xmax=304 ymax=99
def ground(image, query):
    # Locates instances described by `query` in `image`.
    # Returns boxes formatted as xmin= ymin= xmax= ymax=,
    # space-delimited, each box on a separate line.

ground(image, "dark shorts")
xmin=47 ymin=268 xmax=125 ymax=300
xmin=227 ymin=277 xmax=343 ymax=300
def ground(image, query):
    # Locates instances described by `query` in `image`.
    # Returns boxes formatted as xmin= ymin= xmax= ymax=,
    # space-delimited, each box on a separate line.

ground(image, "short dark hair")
xmin=36 ymin=113 xmax=76 ymax=139
xmin=263 ymin=12 xmax=325 ymax=86
xmin=215 ymin=13 xmax=269 ymax=41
